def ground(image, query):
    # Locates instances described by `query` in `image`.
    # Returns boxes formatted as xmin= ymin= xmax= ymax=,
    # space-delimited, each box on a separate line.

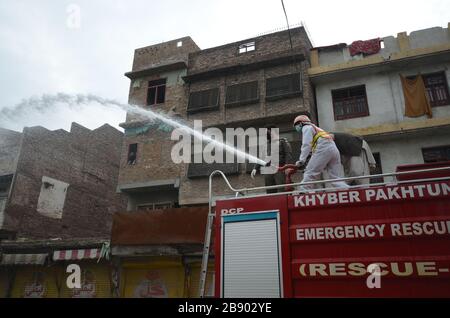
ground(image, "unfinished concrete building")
xmin=309 ymin=24 xmax=450 ymax=175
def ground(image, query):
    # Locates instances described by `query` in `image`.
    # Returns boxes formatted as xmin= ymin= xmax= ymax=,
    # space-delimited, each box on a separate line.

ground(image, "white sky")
xmin=0 ymin=0 xmax=449 ymax=132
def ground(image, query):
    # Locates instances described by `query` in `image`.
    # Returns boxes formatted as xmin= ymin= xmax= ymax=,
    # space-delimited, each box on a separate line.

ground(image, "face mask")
xmin=295 ymin=125 xmax=303 ymax=133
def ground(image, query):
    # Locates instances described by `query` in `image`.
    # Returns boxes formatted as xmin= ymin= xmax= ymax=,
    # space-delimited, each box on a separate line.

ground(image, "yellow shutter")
xmin=121 ymin=257 xmax=185 ymax=298
xmin=59 ymin=262 xmax=112 ymax=298
xmin=11 ymin=266 xmax=60 ymax=298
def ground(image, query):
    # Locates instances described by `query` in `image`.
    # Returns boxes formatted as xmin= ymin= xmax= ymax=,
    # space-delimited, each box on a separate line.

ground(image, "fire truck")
xmin=199 ymin=162 xmax=450 ymax=298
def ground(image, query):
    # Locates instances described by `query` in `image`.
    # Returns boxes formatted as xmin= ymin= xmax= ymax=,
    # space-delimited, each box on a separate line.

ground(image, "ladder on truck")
xmin=199 ymin=170 xmax=240 ymax=298
xmin=198 ymin=165 xmax=450 ymax=297
xmin=198 ymin=206 xmax=215 ymax=298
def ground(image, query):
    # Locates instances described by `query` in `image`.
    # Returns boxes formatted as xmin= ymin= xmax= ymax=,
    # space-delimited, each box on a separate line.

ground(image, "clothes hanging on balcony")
xmin=400 ymin=75 xmax=433 ymax=118
xmin=349 ymin=38 xmax=381 ymax=56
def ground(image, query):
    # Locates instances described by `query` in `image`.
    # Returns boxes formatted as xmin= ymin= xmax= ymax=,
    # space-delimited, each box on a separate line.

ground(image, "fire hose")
xmin=277 ymin=164 xmax=301 ymax=191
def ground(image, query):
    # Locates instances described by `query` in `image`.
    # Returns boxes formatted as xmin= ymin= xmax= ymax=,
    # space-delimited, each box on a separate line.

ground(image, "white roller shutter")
xmin=222 ymin=213 xmax=281 ymax=298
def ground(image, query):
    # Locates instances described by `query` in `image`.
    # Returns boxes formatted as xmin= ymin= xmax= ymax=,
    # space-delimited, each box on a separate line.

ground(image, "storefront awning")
xmin=52 ymin=249 xmax=101 ymax=261
xmin=1 ymin=253 xmax=47 ymax=265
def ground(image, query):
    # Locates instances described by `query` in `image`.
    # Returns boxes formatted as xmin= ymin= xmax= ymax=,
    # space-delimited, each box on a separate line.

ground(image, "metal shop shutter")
xmin=121 ymin=259 xmax=185 ymax=298
xmin=11 ymin=267 xmax=60 ymax=298
xmin=59 ymin=263 xmax=112 ymax=298
xmin=222 ymin=212 xmax=282 ymax=298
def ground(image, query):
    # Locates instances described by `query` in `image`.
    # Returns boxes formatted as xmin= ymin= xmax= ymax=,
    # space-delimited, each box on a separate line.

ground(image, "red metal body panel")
xmin=215 ymin=164 xmax=450 ymax=298
xmin=396 ymin=161 xmax=450 ymax=181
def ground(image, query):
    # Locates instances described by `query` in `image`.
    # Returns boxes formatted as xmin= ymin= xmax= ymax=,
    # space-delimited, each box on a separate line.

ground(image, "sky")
xmin=0 ymin=0 xmax=449 ymax=132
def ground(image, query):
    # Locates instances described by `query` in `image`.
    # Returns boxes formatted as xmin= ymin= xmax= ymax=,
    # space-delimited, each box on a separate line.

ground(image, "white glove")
xmin=295 ymin=160 xmax=305 ymax=168
xmin=251 ymin=169 xmax=257 ymax=179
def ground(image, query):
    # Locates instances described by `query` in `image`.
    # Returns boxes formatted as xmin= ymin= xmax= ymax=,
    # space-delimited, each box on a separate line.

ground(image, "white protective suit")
xmin=341 ymin=140 xmax=376 ymax=185
xmin=298 ymin=125 xmax=349 ymax=191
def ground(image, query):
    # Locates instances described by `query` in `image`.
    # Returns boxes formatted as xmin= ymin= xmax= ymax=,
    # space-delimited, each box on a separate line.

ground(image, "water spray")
xmin=0 ymin=93 xmax=268 ymax=166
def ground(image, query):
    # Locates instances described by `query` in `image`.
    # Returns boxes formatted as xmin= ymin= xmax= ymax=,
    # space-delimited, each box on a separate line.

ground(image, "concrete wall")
xmin=317 ymin=25 xmax=450 ymax=66
xmin=369 ymin=132 xmax=450 ymax=176
xmin=316 ymin=64 xmax=450 ymax=132
xmin=3 ymin=123 xmax=127 ymax=239
xmin=409 ymin=26 xmax=450 ymax=49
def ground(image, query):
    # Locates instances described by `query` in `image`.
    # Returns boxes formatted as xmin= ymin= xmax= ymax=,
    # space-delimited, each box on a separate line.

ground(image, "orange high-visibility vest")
xmin=310 ymin=125 xmax=333 ymax=152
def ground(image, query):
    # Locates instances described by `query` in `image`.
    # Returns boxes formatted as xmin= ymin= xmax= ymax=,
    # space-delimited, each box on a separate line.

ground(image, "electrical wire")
xmin=281 ymin=0 xmax=294 ymax=52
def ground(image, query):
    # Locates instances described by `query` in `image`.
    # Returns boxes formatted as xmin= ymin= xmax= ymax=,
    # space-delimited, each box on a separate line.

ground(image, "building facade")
xmin=111 ymin=27 xmax=315 ymax=297
xmin=0 ymin=123 xmax=126 ymax=298
xmin=309 ymin=24 xmax=450 ymax=175
xmin=118 ymin=27 xmax=314 ymax=208
xmin=0 ymin=123 xmax=125 ymax=238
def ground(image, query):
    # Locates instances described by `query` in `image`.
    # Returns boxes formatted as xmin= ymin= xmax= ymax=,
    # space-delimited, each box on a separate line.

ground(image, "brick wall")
xmin=3 ymin=123 xmax=126 ymax=239
xmin=132 ymin=37 xmax=200 ymax=72
xmin=188 ymin=27 xmax=311 ymax=75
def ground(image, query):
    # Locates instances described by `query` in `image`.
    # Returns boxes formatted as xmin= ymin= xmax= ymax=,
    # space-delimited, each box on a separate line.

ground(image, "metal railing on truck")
xmin=198 ymin=165 xmax=450 ymax=297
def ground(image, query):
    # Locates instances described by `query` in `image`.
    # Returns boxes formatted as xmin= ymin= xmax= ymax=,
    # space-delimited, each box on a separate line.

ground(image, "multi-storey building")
xmin=309 ymin=24 xmax=450 ymax=175
xmin=0 ymin=123 xmax=125 ymax=298
xmin=118 ymin=27 xmax=314 ymax=208
xmin=111 ymin=27 xmax=315 ymax=297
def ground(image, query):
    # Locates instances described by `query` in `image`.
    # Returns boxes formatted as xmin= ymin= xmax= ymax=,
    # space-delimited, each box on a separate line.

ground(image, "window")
xmin=177 ymin=41 xmax=183 ymax=47
xmin=188 ymin=88 xmax=219 ymax=114
xmin=225 ymin=81 xmax=259 ymax=106
xmin=127 ymin=144 xmax=137 ymax=165
xmin=422 ymin=145 xmax=450 ymax=163
xmin=422 ymin=72 xmax=450 ymax=107
xmin=370 ymin=153 xmax=384 ymax=184
xmin=147 ymin=79 xmax=166 ymax=106
xmin=188 ymin=135 xmax=240 ymax=178
xmin=332 ymin=85 xmax=369 ymax=120
xmin=238 ymin=41 xmax=255 ymax=54
xmin=137 ymin=202 xmax=172 ymax=212
xmin=266 ymin=73 xmax=302 ymax=100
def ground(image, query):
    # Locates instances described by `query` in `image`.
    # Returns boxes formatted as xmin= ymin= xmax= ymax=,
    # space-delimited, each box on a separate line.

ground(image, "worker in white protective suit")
xmin=293 ymin=115 xmax=349 ymax=191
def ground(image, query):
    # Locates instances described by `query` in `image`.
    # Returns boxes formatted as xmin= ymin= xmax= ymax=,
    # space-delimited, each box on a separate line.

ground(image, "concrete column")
xmin=310 ymin=49 xmax=319 ymax=68
xmin=397 ymin=32 xmax=411 ymax=52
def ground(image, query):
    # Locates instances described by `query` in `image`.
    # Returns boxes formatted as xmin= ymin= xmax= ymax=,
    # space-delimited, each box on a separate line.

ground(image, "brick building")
xmin=0 ymin=123 xmax=125 ymax=239
xmin=111 ymin=27 xmax=315 ymax=297
xmin=0 ymin=123 xmax=126 ymax=298
xmin=118 ymin=27 xmax=314 ymax=209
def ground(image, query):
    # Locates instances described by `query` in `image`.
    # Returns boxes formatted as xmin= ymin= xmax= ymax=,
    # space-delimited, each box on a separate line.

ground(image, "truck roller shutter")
xmin=222 ymin=212 xmax=282 ymax=298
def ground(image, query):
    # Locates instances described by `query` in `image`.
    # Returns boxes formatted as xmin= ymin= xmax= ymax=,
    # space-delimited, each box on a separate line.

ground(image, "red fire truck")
xmin=201 ymin=162 xmax=450 ymax=298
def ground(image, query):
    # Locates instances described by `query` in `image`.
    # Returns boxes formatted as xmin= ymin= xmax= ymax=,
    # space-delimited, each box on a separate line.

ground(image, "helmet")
xmin=293 ymin=115 xmax=311 ymax=126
